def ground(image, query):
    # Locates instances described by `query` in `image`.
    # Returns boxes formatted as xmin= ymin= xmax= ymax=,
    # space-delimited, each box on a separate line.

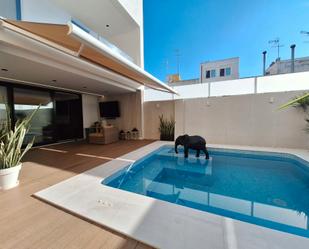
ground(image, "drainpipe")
xmin=262 ymin=51 xmax=267 ymax=76
xmin=290 ymin=44 xmax=296 ymax=73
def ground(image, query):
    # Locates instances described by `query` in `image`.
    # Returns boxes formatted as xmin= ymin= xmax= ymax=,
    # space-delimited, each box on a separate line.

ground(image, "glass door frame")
xmin=0 ymin=81 xmax=84 ymax=146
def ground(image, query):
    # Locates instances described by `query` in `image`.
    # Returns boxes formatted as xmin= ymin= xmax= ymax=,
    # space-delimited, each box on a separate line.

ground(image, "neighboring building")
xmin=266 ymin=57 xmax=309 ymax=75
xmin=0 ymin=0 xmax=175 ymax=146
xmin=201 ymin=57 xmax=239 ymax=83
xmin=167 ymin=73 xmax=181 ymax=83
xmin=167 ymin=57 xmax=240 ymax=86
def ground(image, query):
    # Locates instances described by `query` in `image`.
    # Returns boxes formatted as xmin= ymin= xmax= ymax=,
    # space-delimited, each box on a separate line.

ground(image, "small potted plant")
xmin=158 ymin=115 xmax=175 ymax=141
xmin=119 ymin=130 xmax=125 ymax=140
xmin=126 ymin=131 xmax=131 ymax=140
xmin=131 ymin=128 xmax=139 ymax=140
xmin=0 ymin=104 xmax=38 ymax=190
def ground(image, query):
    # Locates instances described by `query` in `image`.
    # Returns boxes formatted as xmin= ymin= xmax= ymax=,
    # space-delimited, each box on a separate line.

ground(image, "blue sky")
xmin=143 ymin=0 xmax=309 ymax=81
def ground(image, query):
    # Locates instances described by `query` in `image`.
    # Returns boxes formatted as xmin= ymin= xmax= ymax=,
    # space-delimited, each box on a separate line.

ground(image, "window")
xmin=210 ymin=69 xmax=216 ymax=78
xmin=206 ymin=70 xmax=216 ymax=78
xmin=226 ymin=67 xmax=231 ymax=76
xmin=206 ymin=70 xmax=210 ymax=78
xmin=220 ymin=68 xmax=225 ymax=77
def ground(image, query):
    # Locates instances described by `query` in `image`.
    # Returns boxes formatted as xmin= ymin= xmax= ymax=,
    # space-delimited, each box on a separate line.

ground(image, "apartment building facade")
xmin=168 ymin=57 xmax=240 ymax=87
xmin=200 ymin=57 xmax=239 ymax=83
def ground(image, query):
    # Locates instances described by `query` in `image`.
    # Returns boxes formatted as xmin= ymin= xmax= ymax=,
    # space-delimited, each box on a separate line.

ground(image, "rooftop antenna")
xmin=164 ymin=59 xmax=169 ymax=82
xmin=269 ymin=38 xmax=284 ymax=59
xmin=174 ymin=49 xmax=181 ymax=75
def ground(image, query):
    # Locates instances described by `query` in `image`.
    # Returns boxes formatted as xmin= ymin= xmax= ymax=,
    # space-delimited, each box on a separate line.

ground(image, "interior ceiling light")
xmin=106 ymin=24 xmax=110 ymax=28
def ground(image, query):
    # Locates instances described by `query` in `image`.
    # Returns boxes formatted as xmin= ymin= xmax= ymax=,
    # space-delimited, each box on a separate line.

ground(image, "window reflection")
xmin=14 ymin=88 xmax=54 ymax=144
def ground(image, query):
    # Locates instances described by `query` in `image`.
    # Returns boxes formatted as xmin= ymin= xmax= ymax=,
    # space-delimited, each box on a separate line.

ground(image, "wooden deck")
xmin=0 ymin=140 xmax=155 ymax=249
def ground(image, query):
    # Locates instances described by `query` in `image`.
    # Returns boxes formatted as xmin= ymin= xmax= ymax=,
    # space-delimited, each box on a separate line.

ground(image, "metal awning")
xmin=0 ymin=18 xmax=177 ymax=94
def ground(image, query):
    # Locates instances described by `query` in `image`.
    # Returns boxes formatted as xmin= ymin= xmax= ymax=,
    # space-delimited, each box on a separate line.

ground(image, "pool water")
xmin=102 ymin=146 xmax=309 ymax=238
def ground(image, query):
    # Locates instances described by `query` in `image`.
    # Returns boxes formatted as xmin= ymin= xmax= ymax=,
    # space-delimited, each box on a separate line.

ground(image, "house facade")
xmin=0 ymin=0 xmax=174 ymax=146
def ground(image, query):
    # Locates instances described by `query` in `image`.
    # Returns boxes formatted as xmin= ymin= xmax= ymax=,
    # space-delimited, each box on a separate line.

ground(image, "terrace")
xmin=1 ymin=1 xmax=309 ymax=249
xmin=0 ymin=140 xmax=154 ymax=249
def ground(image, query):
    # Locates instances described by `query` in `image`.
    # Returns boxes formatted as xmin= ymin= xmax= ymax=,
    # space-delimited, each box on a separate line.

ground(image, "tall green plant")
xmin=0 ymin=104 xmax=39 ymax=169
xmin=159 ymin=115 xmax=175 ymax=141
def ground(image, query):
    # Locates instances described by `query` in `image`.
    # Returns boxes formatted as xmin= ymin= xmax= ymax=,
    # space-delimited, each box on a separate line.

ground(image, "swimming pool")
xmin=102 ymin=145 xmax=309 ymax=238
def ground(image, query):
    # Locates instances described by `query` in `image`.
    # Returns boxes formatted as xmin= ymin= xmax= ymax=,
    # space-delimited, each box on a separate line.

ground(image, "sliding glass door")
xmin=54 ymin=92 xmax=83 ymax=141
xmin=0 ymin=82 xmax=84 ymax=146
xmin=14 ymin=88 xmax=54 ymax=145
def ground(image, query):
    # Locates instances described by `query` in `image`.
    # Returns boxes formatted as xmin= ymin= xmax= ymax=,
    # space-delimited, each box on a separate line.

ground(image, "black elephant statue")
xmin=175 ymin=134 xmax=209 ymax=159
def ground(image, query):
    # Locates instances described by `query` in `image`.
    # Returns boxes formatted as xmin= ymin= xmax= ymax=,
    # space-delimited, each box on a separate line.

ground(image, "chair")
xmin=88 ymin=125 xmax=119 ymax=144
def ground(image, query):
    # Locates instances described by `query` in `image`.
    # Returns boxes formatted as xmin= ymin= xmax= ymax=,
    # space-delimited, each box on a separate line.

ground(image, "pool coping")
xmin=34 ymin=142 xmax=309 ymax=249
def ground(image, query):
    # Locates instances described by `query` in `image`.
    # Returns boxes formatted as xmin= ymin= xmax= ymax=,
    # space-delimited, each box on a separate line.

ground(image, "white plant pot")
xmin=0 ymin=164 xmax=22 ymax=190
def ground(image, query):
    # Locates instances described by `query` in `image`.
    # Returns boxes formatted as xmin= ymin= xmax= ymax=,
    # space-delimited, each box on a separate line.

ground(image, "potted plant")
xmin=158 ymin=115 xmax=175 ymax=141
xmin=0 ymin=104 xmax=38 ymax=190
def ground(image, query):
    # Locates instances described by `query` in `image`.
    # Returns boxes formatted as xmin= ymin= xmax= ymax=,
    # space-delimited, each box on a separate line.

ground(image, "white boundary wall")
xmin=175 ymin=91 xmax=309 ymax=149
xmin=143 ymin=90 xmax=309 ymax=149
xmin=145 ymin=71 xmax=309 ymax=101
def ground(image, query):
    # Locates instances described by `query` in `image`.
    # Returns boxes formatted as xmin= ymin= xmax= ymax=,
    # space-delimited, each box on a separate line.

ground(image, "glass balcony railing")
xmin=72 ymin=18 xmax=134 ymax=63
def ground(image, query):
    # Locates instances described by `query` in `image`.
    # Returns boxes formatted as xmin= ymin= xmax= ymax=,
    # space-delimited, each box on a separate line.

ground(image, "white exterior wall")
xmin=112 ymin=0 xmax=144 ymax=67
xmin=201 ymin=57 xmax=239 ymax=82
xmin=109 ymin=27 xmax=143 ymax=67
xmin=146 ymin=71 xmax=309 ymax=101
xmin=176 ymin=91 xmax=309 ymax=149
xmin=82 ymin=94 xmax=99 ymax=136
xmin=118 ymin=0 xmax=143 ymax=26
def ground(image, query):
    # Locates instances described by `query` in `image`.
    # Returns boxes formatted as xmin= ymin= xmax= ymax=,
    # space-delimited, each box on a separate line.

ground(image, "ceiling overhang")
xmin=0 ymin=18 xmax=177 ymax=94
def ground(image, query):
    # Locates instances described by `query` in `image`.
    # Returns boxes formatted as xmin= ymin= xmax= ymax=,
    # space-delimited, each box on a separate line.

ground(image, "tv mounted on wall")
xmin=99 ymin=101 xmax=120 ymax=119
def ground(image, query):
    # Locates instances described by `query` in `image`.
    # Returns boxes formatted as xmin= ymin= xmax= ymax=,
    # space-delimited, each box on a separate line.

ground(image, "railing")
xmin=72 ymin=19 xmax=134 ymax=63
xmin=144 ymin=71 xmax=309 ymax=102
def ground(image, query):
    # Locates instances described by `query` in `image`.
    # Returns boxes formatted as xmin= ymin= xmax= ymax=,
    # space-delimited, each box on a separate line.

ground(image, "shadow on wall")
xmin=143 ymin=100 xmax=175 ymax=140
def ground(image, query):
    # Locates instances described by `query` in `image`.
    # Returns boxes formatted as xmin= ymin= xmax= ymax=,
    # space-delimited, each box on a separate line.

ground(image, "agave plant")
xmin=279 ymin=92 xmax=309 ymax=133
xmin=159 ymin=114 xmax=175 ymax=141
xmin=0 ymin=104 xmax=39 ymax=169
